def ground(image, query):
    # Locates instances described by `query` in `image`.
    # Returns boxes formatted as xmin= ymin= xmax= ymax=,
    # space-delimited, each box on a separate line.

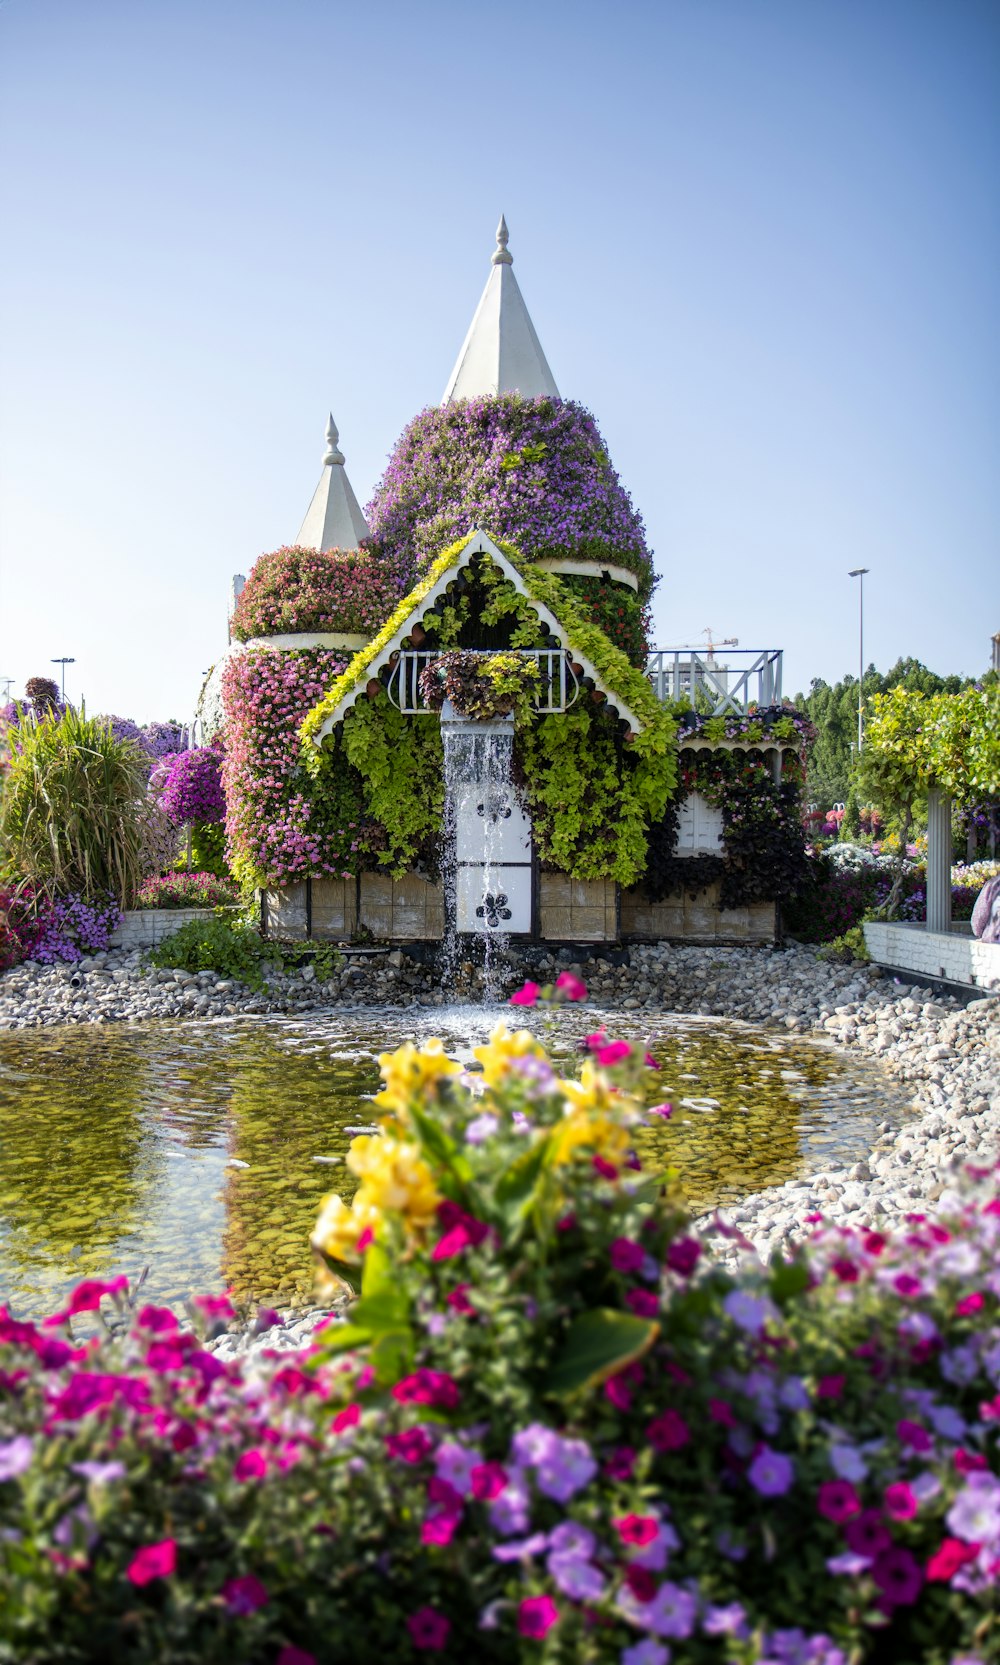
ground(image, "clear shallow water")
xmin=0 ymin=1009 xmax=912 ymax=1318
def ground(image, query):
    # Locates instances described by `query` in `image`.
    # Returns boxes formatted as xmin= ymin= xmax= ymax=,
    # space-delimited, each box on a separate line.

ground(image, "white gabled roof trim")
xmin=531 ymin=556 xmax=639 ymax=593
xmin=314 ymin=529 xmax=644 ymax=741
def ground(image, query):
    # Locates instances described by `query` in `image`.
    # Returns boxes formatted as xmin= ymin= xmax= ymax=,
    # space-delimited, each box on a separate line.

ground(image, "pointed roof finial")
xmin=297 ymin=410 xmax=370 ymax=551
xmin=492 ymin=213 xmax=513 ymax=266
xmin=442 ymin=217 xmax=559 ymax=403
xmin=323 ymin=413 xmax=345 ymax=466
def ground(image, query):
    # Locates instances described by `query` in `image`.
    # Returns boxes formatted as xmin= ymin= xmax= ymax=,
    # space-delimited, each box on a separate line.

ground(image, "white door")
xmin=675 ymin=792 xmax=724 ymax=855
xmin=454 ymin=783 xmax=533 ymax=934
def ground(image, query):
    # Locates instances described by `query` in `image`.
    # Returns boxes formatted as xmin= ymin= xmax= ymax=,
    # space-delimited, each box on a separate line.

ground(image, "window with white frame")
xmin=674 ymin=792 xmax=724 ymax=856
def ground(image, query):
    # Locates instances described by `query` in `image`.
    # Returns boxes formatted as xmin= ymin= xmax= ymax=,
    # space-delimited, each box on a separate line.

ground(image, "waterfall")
xmin=440 ymin=701 xmax=531 ymax=999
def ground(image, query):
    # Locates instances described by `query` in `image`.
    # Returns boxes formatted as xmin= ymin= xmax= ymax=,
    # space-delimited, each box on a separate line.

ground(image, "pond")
xmin=0 ymin=1008 xmax=913 ymax=1318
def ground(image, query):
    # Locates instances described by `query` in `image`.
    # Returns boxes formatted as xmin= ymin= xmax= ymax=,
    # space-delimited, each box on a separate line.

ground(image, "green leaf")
xmin=353 ymin=1285 xmax=411 ymax=1335
xmin=769 ymin=1255 xmax=810 ymax=1307
xmin=361 ymin=1240 xmax=396 ymax=1301
xmin=407 ymin=1102 xmax=472 ymax=1185
xmin=312 ymin=1322 xmax=372 ymax=1356
xmin=371 ymin=1328 xmax=415 ymax=1388
xmin=495 ymin=1133 xmax=552 ymax=1219
xmin=543 ymin=1307 xmax=660 ymax=1397
xmin=315 ymin=1250 xmax=361 ymax=1297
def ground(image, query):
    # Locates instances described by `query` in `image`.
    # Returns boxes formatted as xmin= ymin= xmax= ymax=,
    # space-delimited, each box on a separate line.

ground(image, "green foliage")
xmin=174 ymin=821 xmax=229 ymax=879
xmin=797 ymin=658 xmax=974 ymax=808
xmin=817 ymin=924 xmax=870 ymax=963
xmin=339 ymin=691 xmax=444 ymax=874
xmin=419 ymin=650 xmax=541 ymax=723
xmin=864 ymin=682 xmax=1000 ymax=801
xmin=148 ymin=914 xmax=277 ymax=989
xmin=0 ymin=707 xmax=152 ymax=907
xmin=300 ymin=537 xmax=474 ymax=755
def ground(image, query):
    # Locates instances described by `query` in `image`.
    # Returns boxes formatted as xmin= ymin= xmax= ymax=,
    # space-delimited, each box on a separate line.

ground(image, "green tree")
xmin=796 ymin=659 xmax=974 ymax=810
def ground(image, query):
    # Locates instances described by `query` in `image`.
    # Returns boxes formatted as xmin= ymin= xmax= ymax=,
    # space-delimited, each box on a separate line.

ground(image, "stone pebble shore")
xmin=1 ymin=940 xmax=997 ymax=1357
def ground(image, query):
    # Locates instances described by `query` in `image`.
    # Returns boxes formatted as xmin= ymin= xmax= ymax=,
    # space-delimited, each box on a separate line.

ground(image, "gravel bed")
xmin=2 ymin=940 xmax=996 ymax=1355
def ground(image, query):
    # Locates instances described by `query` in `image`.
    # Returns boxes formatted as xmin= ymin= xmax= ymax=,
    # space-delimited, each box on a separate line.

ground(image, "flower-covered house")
xmin=206 ymin=219 xmax=810 ymax=947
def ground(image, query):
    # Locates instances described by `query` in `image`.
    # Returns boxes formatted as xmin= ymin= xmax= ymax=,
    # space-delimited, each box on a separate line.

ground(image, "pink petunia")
xmin=884 ymin=1482 xmax=918 ymax=1520
xmin=554 ymin=972 xmax=587 ymax=1001
xmin=610 ymin=1237 xmax=645 ymax=1274
xmin=646 ymin=1410 xmax=690 ymax=1452
xmin=126 ymin=1539 xmax=177 ymax=1586
xmin=817 ymin=1480 xmax=861 ymax=1522
xmin=614 ymin=1514 xmax=659 ymax=1546
xmin=234 ymin=1449 xmax=267 ymax=1482
xmin=222 ymin=1574 xmax=269 ymax=1615
xmin=509 ymin=981 xmax=540 ymax=1007
xmin=385 ymin=1429 xmax=433 ymax=1464
xmin=406 ymin=1607 xmax=451 ymax=1651
xmin=470 ymin=1462 xmax=508 ymax=1501
xmin=517 ymin=1595 xmax=559 ymax=1638
xmin=597 ymin=1041 xmax=632 ymax=1066
xmin=665 ymin=1237 xmax=700 ymax=1276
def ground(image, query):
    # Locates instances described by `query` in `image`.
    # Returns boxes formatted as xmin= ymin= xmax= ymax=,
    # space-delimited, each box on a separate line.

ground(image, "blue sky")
xmin=1 ymin=0 xmax=997 ymax=721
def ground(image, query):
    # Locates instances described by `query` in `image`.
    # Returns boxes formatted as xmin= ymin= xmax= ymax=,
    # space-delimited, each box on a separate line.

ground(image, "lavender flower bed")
xmin=367 ymin=394 xmax=655 ymax=595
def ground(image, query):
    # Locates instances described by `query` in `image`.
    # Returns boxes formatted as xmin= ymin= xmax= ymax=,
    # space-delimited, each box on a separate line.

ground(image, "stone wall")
xmin=864 ymin=920 xmax=1000 ymax=992
xmin=621 ymin=882 xmax=777 ymax=945
xmin=538 ymin=876 xmax=618 ymax=942
xmin=262 ymin=875 xmax=444 ymax=943
xmin=261 ymin=875 xmax=778 ymax=946
xmin=109 ymin=908 xmax=220 ymax=950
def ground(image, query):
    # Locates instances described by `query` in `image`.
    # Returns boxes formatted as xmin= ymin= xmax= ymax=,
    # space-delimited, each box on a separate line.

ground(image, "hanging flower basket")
xmin=419 ymin=652 xmax=543 ymax=722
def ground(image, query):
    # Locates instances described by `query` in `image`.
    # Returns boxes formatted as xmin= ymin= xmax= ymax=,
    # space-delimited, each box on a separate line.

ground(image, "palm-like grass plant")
xmin=0 ymin=708 xmax=153 ymax=907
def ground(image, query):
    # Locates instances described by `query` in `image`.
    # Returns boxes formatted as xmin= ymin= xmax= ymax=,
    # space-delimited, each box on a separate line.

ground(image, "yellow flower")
xmin=311 ymin=1191 xmax=380 ymax=1263
xmin=550 ymin=1102 xmax=632 ymax=1169
xmin=347 ymin=1135 xmax=440 ymax=1233
xmin=375 ymin=1039 xmax=461 ymax=1120
xmin=557 ymin=1059 xmax=618 ymax=1116
xmin=473 ymin=1021 xmax=548 ymax=1089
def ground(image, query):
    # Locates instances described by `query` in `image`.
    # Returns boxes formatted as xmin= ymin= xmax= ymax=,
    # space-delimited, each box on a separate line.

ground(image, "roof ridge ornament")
xmin=442 ymin=218 xmax=559 ymax=402
xmin=323 ymin=413 xmax=345 ymax=466
xmin=491 ymin=213 xmax=513 ymax=266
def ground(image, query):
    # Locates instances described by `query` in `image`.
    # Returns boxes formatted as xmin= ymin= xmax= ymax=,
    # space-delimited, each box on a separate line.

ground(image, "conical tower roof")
xmin=442 ymin=216 xmax=559 ymax=403
xmin=296 ymin=414 xmax=370 ymax=551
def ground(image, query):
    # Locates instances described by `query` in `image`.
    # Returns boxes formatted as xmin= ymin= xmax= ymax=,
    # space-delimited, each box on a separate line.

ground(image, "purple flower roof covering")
xmin=366 ymin=395 xmax=655 ymax=598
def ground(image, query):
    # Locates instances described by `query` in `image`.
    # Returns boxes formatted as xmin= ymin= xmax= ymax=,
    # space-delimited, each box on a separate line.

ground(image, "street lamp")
xmin=51 ymin=657 xmax=75 ymax=701
xmin=847 ymin=570 xmax=869 ymax=753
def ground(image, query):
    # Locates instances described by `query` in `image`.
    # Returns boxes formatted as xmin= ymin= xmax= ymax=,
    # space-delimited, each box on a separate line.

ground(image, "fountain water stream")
xmin=440 ymin=702 xmax=532 ymax=997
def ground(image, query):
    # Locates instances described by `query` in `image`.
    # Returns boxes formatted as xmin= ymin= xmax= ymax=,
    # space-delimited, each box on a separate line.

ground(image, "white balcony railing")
xmin=645 ymin=649 xmax=783 ymax=714
xmin=385 ymin=649 xmax=582 ymax=715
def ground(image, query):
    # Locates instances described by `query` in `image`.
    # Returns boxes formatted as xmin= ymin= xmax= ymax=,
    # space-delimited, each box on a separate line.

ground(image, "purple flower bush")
xmin=230 ymin=546 xmax=406 ymax=642
xmin=2 ymin=996 xmax=996 ymax=1662
xmin=221 ymin=648 xmax=365 ymax=886
xmin=0 ymin=889 xmax=122 ymax=966
xmin=153 ymin=748 xmax=226 ymax=827
xmin=367 ymin=395 xmax=655 ymax=598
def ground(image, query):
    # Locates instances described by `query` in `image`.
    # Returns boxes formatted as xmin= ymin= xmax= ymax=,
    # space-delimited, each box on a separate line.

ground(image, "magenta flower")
xmin=470 ymin=1461 xmax=508 ymax=1501
xmin=626 ymin=1289 xmax=660 ymax=1318
xmin=647 ymin=1102 xmax=673 ymax=1119
xmin=614 ymin=1514 xmax=660 ymax=1546
xmin=277 ymin=1649 xmax=318 ymax=1665
xmin=896 ymin=1418 xmax=932 ymax=1453
xmin=392 ymin=1370 xmax=460 ymax=1410
xmin=610 ymin=1236 xmax=645 ymax=1274
xmin=597 ymin=1041 xmax=632 ymax=1066
xmin=554 ymin=971 xmax=587 ymax=1001
xmin=385 ymin=1429 xmax=433 ymax=1464
xmin=646 ymin=1409 xmax=690 ymax=1453
xmin=665 ymin=1237 xmax=700 ymax=1276
xmin=817 ymin=1480 xmax=861 ymax=1522
xmin=233 ymin=1449 xmax=267 ymax=1482
xmin=509 ymin=981 xmax=540 ymax=1007
xmin=872 ymin=1546 xmax=923 ymax=1607
xmin=844 ymin=1509 xmax=892 ymax=1557
xmin=517 ymin=1595 xmax=559 ymax=1639
xmin=222 ymin=1574 xmax=269 ymax=1615
xmin=884 ymin=1482 xmax=919 ymax=1520
xmin=406 ymin=1606 xmax=451 ymax=1651
xmin=126 ymin=1539 xmax=177 ymax=1586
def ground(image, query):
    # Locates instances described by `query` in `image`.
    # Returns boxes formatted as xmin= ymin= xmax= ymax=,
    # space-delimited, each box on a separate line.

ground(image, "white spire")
xmin=442 ymin=216 xmax=559 ymax=403
xmin=296 ymin=413 xmax=370 ymax=552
